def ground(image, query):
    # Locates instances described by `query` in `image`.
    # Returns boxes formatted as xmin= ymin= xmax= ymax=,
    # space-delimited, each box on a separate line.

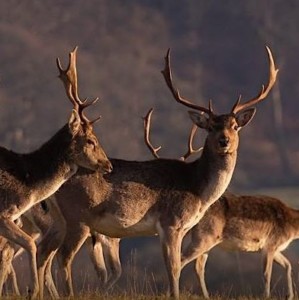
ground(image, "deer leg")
xmin=7 ymin=262 xmax=20 ymax=296
xmin=56 ymin=224 xmax=90 ymax=296
xmin=0 ymin=242 xmax=17 ymax=296
xmin=181 ymin=232 xmax=219 ymax=270
xmin=103 ymin=237 xmax=121 ymax=289
xmin=86 ymin=234 xmax=107 ymax=286
xmin=0 ymin=243 xmax=11 ymax=295
xmin=37 ymin=224 xmax=65 ymax=298
xmin=195 ymin=254 xmax=209 ymax=299
xmin=181 ymin=229 xmax=219 ymax=298
xmin=36 ymin=198 xmax=66 ymax=299
xmin=158 ymin=224 xmax=183 ymax=299
xmin=0 ymin=218 xmax=38 ymax=299
xmin=262 ymin=251 xmax=274 ymax=299
xmin=42 ymin=251 xmax=59 ymax=299
xmin=273 ymin=252 xmax=294 ymax=300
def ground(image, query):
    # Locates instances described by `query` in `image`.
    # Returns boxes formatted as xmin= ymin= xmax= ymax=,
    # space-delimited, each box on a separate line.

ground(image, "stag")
xmin=30 ymin=47 xmax=277 ymax=299
xmin=144 ymin=107 xmax=298 ymax=300
xmin=144 ymin=109 xmax=297 ymax=300
xmin=0 ymin=47 xmax=112 ymax=298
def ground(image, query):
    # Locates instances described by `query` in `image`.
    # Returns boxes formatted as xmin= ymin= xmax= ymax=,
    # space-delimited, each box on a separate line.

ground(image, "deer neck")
xmin=23 ymin=124 xmax=78 ymax=200
xmin=195 ymin=144 xmax=237 ymax=211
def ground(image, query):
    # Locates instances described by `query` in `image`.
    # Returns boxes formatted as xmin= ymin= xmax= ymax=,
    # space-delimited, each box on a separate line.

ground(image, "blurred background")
xmin=1 ymin=0 xmax=299 ymax=298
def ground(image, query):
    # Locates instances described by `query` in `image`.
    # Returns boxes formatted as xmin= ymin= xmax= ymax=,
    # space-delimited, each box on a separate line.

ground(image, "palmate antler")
xmin=56 ymin=47 xmax=101 ymax=124
xmin=162 ymin=46 xmax=278 ymax=114
xmin=143 ymin=108 xmax=202 ymax=161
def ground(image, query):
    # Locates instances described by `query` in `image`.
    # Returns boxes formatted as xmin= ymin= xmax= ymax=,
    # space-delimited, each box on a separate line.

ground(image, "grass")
xmin=0 ymin=294 xmax=285 ymax=299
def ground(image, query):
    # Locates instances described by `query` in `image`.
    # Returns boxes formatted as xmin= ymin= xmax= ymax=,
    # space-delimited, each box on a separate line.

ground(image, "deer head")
xmin=161 ymin=47 xmax=278 ymax=156
xmin=56 ymin=47 xmax=112 ymax=173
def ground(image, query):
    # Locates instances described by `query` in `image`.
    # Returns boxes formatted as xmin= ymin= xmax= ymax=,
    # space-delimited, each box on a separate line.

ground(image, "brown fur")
xmin=26 ymin=47 xmax=278 ymax=298
xmin=181 ymin=192 xmax=299 ymax=299
xmin=37 ymin=109 xmax=256 ymax=299
xmin=0 ymin=111 xmax=111 ymax=299
xmin=57 ymin=193 xmax=299 ymax=300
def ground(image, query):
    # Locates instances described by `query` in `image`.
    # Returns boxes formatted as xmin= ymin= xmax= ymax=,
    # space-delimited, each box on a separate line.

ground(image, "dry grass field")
xmin=0 ymin=294 xmax=285 ymax=300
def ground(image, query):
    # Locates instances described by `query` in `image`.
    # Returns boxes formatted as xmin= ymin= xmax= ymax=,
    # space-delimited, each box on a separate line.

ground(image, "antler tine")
xmin=90 ymin=115 xmax=102 ymax=125
xmin=208 ymin=99 xmax=214 ymax=113
xmin=232 ymin=46 xmax=279 ymax=114
xmin=230 ymin=94 xmax=242 ymax=114
xmin=180 ymin=124 xmax=203 ymax=161
xmin=80 ymin=97 xmax=100 ymax=109
xmin=161 ymin=49 xmax=212 ymax=115
xmin=143 ymin=108 xmax=162 ymax=159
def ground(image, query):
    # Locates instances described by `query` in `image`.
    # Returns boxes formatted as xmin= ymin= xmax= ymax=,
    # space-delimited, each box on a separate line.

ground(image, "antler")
xmin=143 ymin=108 xmax=202 ymax=161
xmin=56 ymin=46 xmax=100 ymax=124
xmin=180 ymin=124 xmax=203 ymax=161
xmin=231 ymin=46 xmax=279 ymax=114
xmin=143 ymin=108 xmax=161 ymax=159
xmin=161 ymin=49 xmax=213 ymax=115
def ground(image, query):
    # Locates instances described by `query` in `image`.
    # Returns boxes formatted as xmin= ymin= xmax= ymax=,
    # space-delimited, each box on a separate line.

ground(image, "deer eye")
xmin=233 ymin=125 xmax=239 ymax=131
xmin=87 ymin=139 xmax=95 ymax=147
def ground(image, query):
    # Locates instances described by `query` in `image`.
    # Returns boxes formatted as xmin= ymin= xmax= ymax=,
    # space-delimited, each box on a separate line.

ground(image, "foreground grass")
xmin=0 ymin=293 xmax=289 ymax=300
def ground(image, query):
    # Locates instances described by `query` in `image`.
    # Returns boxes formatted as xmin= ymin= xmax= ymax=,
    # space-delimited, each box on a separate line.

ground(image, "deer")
xmin=180 ymin=192 xmax=299 ymax=300
xmin=144 ymin=109 xmax=299 ymax=300
xmin=28 ymin=46 xmax=277 ymax=299
xmin=0 ymin=46 xmax=112 ymax=299
xmin=76 ymin=100 xmax=298 ymax=300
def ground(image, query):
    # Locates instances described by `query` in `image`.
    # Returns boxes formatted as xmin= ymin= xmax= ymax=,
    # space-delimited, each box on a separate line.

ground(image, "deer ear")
xmin=68 ymin=109 xmax=81 ymax=135
xmin=188 ymin=111 xmax=209 ymax=129
xmin=236 ymin=107 xmax=256 ymax=128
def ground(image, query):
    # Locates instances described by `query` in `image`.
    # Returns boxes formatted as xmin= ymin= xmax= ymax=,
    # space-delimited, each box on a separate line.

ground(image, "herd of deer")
xmin=1 ymin=45 xmax=297 ymax=300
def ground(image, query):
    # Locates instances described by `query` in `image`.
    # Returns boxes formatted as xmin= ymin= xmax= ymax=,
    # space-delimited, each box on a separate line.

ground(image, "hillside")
xmin=0 ymin=1 xmax=298 ymax=188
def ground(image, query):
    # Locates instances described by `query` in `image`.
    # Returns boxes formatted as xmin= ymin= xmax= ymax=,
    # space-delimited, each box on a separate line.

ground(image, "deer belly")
xmin=220 ymin=237 xmax=267 ymax=252
xmin=92 ymin=213 xmax=158 ymax=238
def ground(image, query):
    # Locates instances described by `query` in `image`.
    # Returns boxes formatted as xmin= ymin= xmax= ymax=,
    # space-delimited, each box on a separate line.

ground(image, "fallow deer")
xmin=180 ymin=192 xmax=299 ymax=300
xmin=35 ymin=47 xmax=277 ymax=299
xmin=87 ymin=194 xmax=299 ymax=300
xmin=0 ymin=47 xmax=112 ymax=298
xmin=145 ymin=109 xmax=299 ymax=300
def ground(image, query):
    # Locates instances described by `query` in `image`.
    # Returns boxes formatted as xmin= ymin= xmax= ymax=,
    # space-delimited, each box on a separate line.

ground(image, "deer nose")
xmin=98 ymin=159 xmax=113 ymax=174
xmin=219 ymin=137 xmax=229 ymax=148
xmin=105 ymin=161 xmax=113 ymax=173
